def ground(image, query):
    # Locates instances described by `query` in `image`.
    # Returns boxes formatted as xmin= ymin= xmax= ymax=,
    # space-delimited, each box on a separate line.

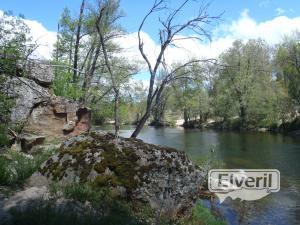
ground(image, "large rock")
xmin=3 ymin=76 xmax=51 ymax=122
xmin=38 ymin=132 xmax=205 ymax=217
xmin=2 ymin=61 xmax=91 ymax=152
xmin=25 ymin=61 xmax=54 ymax=86
xmin=22 ymin=96 xmax=91 ymax=147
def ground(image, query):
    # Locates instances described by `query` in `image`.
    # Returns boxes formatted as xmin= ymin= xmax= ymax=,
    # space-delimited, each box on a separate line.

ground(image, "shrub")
xmin=178 ymin=202 xmax=226 ymax=225
xmin=0 ymin=149 xmax=57 ymax=186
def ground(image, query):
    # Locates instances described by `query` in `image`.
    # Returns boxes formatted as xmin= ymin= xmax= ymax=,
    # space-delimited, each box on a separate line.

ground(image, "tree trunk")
xmin=131 ymin=111 xmax=150 ymax=138
xmin=240 ymin=105 xmax=246 ymax=127
xmin=68 ymin=34 xmax=73 ymax=74
xmin=114 ymin=89 xmax=120 ymax=137
xmin=183 ymin=108 xmax=189 ymax=126
xmin=73 ymin=0 xmax=85 ymax=83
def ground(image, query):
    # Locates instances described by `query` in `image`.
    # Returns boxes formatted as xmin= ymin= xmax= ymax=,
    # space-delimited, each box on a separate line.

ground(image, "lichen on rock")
xmin=38 ymin=131 xmax=205 ymax=218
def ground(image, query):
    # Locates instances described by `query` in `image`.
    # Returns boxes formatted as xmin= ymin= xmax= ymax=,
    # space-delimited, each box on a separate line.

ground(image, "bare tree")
xmin=73 ymin=0 xmax=85 ymax=83
xmin=131 ymin=0 xmax=219 ymax=138
xmin=95 ymin=2 xmax=138 ymax=138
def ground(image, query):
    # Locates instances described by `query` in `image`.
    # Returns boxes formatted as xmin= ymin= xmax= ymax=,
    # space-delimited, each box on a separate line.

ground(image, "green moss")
xmin=93 ymin=143 xmax=139 ymax=193
xmin=62 ymin=141 xmax=91 ymax=154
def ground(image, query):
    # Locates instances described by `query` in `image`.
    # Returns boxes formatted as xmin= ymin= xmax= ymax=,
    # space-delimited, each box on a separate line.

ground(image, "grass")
xmin=0 ymin=148 xmax=57 ymax=187
xmin=49 ymin=182 xmax=105 ymax=203
xmin=6 ymin=198 xmax=144 ymax=225
xmin=6 ymin=183 xmax=148 ymax=225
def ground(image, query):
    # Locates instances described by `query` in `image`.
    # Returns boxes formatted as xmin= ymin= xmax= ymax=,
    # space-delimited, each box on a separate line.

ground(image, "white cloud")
xmin=2 ymin=8 xmax=300 ymax=70
xmin=0 ymin=10 xmax=56 ymax=59
xmin=116 ymin=9 xmax=300 ymax=70
xmin=225 ymin=9 xmax=300 ymax=45
xmin=23 ymin=19 xmax=57 ymax=59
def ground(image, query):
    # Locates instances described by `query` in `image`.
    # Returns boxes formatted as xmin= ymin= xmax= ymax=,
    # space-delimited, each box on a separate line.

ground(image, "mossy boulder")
xmin=38 ymin=131 xmax=205 ymax=218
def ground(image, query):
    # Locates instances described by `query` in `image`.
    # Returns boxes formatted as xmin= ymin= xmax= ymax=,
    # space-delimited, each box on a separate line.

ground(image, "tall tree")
xmin=131 ymin=0 xmax=218 ymax=138
xmin=73 ymin=0 xmax=85 ymax=83
xmin=95 ymin=0 xmax=138 ymax=137
xmin=276 ymin=31 xmax=300 ymax=105
xmin=212 ymin=39 xmax=278 ymax=127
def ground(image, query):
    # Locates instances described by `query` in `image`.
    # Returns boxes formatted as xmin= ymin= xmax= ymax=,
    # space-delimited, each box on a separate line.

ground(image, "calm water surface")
xmin=97 ymin=125 xmax=300 ymax=225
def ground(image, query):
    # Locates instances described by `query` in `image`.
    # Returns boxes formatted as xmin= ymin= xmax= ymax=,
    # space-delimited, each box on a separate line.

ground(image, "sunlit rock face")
xmin=38 ymin=132 xmax=205 ymax=218
xmin=24 ymin=61 xmax=54 ymax=87
xmin=23 ymin=96 xmax=91 ymax=142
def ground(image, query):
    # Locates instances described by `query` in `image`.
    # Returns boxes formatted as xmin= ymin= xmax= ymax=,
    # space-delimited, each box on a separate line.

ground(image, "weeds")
xmin=0 ymin=148 xmax=57 ymax=187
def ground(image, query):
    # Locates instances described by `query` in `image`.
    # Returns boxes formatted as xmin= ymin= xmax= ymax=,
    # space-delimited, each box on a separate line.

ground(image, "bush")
xmin=0 ymin=149 xmax=57 ymax=186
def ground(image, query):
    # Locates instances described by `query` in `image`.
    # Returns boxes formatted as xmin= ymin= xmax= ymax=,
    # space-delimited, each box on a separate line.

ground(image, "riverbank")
xmin=171 ymin=117 xmax=300 ymax=137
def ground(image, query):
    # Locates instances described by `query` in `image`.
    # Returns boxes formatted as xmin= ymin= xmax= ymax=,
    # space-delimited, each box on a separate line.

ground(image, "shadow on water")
xmin=96 ymin=125 xmax=300 ymax=225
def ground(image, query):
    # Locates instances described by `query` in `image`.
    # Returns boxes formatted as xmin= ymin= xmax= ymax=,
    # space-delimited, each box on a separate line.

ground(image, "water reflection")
xmin=96 ymin=125 xmax=300 ymax=225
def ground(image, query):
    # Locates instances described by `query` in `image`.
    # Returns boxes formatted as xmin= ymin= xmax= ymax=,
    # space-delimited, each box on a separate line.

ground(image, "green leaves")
xmin=212 ymin=39 xmax=282 ymax=127
xmin=276 ymin=32 xmax=300 ymax=105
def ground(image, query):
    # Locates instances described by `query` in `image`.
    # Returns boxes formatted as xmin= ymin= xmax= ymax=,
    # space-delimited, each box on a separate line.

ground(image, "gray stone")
xmin=3 ymin=76 xmax=51 ymax=122
xmin=63 ymin=121 xmax=76 ymax=132
xmin=25 ymin=62 xmax=54 ymax=86
xmin=38 ymin=132 xmax=205 ymax=218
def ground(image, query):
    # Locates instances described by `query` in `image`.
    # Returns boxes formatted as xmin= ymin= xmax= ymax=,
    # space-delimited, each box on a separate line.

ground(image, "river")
xmin=96 ymin=125 xmax=300 ymax=225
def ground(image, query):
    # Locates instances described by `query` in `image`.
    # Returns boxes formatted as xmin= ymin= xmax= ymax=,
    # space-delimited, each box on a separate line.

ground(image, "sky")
xmin=0 ymin=0 xmax=300 ymax=80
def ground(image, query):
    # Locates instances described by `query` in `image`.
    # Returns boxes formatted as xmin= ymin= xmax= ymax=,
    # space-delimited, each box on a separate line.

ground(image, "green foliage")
xmin=0 ymin=149 xmax=57 ymax=186
xmin=52 ymin=62 xmax=84 ymax=99
xmin=0 ymin=77 xmax=14 ymax=146
xmin=0 ymin=12 xmax=33 ymax=146
xmin=276 ymin=31 xmax=300 ymax=105
xmin=212 ymin=39 xmax=284 ymax=128
xmin=0 ymin=124 xmax=10 ymax=146
xmin=50 ymin=182 xmax=101 ymax=203
xmin=91 ymin=102 xmax=114 ymax=125
xmin=171 ymin=70 xmax=212 ymax=127
xmin=178 ymin=202 xmax=226 ymax=225
xmin=0 ymin=12 xmax=34 ymax=75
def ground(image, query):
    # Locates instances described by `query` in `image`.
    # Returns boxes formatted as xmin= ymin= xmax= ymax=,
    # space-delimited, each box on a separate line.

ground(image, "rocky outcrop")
xmin=2 ymin=61 xmax=91 ymax=152
xmin=37 ymin=132 xmax=205 ymax=218
xmin=3 ymin=76 xmax=51 ymax=122
xmin=25 ymin=61 xmax=54 ymax=86
xmin=22 ymin=96 xmax=91 ymax=143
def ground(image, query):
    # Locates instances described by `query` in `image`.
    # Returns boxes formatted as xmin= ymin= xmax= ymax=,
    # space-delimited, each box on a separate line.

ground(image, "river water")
xmin=97 ymin=125 xmax=300 ymax=225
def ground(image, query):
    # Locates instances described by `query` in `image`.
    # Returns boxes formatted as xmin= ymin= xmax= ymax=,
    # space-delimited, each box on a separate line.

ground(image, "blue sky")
xmin=0 ymin=0 xmax=298 ymax=35
xmin=0 ymin=0 xmax=299 ymax=81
